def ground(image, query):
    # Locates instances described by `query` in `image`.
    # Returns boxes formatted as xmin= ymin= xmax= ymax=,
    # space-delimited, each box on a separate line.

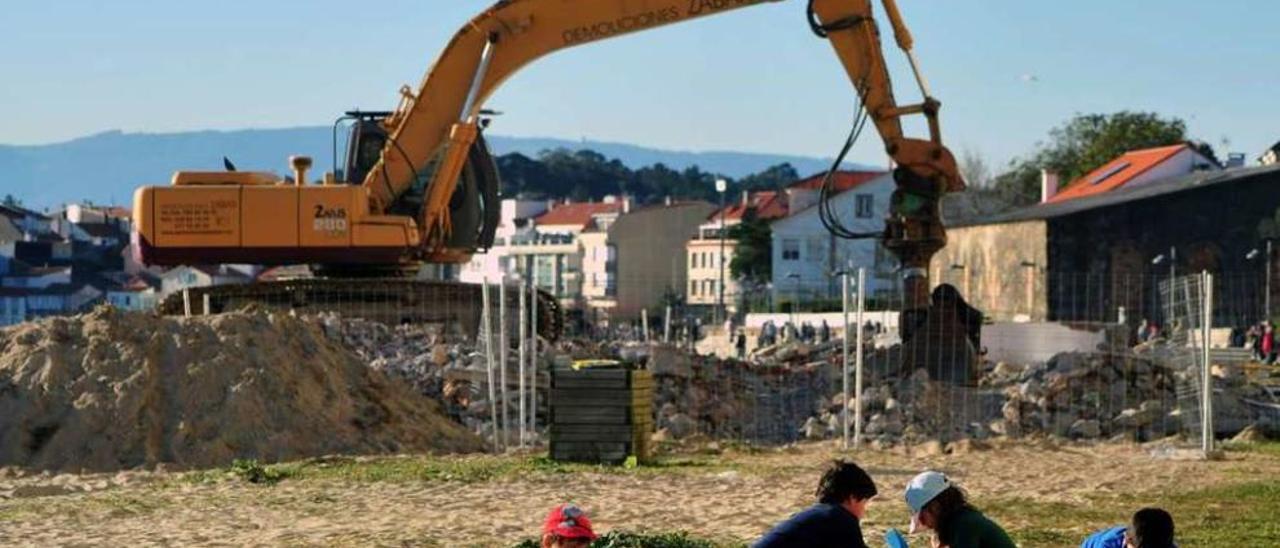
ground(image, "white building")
xmin=0 ymin=290 xmax=27 ymax=326
xmin=106 ymin=275 xmax=160 ymax=311
xmin=159 ymin=265 xmax=249 ymax=299
xmin=460 ymin=197 xmax=626 ymax=310
xmin=580 ymin=220 xmax=619 ymax=304
xmin=770 ymin=171 xmax=895 ymax=305
xmin=685 ymin=191 xmax=788 ymax=313
xmin=506 ymin=200 xmax=624 ymax=308
xmin=459 ymin=198 xmax=551 ymax=285
xmin=1 ymin=265 xmax=72 ymax=289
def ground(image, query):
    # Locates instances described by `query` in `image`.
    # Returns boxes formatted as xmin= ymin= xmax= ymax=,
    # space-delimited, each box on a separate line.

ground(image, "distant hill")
xmin=0 ymin=127 xmax=871 ymax=209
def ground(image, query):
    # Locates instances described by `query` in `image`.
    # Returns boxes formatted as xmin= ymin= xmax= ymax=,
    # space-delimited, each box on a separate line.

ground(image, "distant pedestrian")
xmin=754 ymin=459 xmax=878 ymax=548
xmin=540 ymin=504 xmax=598 ymax=548
xmin=1137 ymin=319 xmax=1151 ymax=343
xmin=904 ymin=471 xmax=1015 ymax=548
xmin=784 ymin=321 xmax=798 ymax=343
xmin=736 ymin=329 xmax=747 ymax=360
xmin=819 ymin=320 xmax=831 ymax=344
xmin=1264 ymin=323 xmax=1275 ymax=364
xmin=1081 ymin=507 xmax=1176 ymax=548
xmin=761 ymin=320 xmax=777 ymax=348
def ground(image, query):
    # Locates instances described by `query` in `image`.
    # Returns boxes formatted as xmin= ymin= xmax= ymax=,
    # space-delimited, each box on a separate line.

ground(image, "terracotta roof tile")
xmin=533 ymin=202 xmax=623 ymax=229
xmin=1048 ymin=144 xmax=1189 ymax=203
xmin=789 ymin=170 xmax=884 ymax=192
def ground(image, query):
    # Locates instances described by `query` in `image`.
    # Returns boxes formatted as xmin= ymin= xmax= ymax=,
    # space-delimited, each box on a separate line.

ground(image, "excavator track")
xmin=158 ymin=279 xmax=563 ymax=341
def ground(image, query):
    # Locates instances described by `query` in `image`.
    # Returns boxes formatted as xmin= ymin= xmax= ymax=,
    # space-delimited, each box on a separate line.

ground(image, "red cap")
xmin=542 ymin=504 xmax=598 ymax=540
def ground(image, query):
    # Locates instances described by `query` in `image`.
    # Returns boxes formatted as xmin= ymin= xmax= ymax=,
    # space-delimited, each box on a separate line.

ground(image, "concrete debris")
xmin=316 ymin=313 xmax=554 ymax=444
xmin=651 ymin=334 xmax=1274 ymax=447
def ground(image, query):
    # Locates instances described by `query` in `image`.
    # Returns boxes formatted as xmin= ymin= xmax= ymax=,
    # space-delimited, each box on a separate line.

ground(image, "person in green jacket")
xmin=904 ymin=471 xmax=1016 ymax=548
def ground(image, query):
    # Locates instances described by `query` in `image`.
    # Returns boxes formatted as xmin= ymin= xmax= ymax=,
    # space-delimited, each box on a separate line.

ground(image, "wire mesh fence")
xmin=6 ymin=262 xmax=1278 ymax=458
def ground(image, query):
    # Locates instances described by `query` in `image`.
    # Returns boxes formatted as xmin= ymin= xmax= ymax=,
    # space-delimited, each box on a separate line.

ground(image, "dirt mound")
xmin=0 ymin=307 xmax=484 ymax=472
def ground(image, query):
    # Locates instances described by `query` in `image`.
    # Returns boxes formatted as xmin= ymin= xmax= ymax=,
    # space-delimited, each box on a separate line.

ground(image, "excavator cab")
xmin=335 ymin=111 xmax=501 ymax=253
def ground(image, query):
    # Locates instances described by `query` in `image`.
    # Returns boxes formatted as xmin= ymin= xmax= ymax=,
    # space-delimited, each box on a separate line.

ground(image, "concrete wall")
xmin=931 ymin=220 xmax=1049 ymax=322
xmin=609 ymin=202 xmax=716 ymax=318
xmin=982 ymin=322 xmax=1113 ymax=365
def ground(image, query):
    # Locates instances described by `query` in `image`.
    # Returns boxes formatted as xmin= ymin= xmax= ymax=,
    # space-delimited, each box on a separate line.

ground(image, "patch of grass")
xmin=511 ymin=530 xmax=737 ymax=548
xmin=977 ymin=480 xmax=1280 ymax=547
xmin=229 ymin=459 xmax=293 ymax=485
xmin=94 ymin=491 xmax=168 ymax=517
xmin=264 ymin=453 xmax=733 ymax=484
xmin=1222 ymin=440 xmax=1280 ymax=457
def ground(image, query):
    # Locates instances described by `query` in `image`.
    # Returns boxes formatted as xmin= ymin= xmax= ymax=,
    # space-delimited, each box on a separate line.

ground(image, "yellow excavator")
xmin=134 ymin=0 xmax=965 ymax=352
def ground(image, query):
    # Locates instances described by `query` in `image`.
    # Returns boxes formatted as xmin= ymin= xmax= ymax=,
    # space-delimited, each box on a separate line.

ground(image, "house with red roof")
xmin=934 ymin=146 xmax=1278 ymax=324
xmin=1043 ymin=143 xmax=1219 ymax=204
xmin=765 ymin=170 xmax=894 ymax=306
xmin=685 ymin=190 xmax=790 ymax=311
xmin=457 ymin=196 xmax=629 ymax=308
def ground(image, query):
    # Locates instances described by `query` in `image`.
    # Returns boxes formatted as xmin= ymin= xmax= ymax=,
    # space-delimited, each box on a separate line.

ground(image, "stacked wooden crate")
xmin=549 ymin=368 xmax=653 ymax=464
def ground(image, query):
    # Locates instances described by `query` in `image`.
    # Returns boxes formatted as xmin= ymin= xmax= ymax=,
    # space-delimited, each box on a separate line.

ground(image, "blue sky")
xmin=1 ymin=1 xmax=1276 ymax=169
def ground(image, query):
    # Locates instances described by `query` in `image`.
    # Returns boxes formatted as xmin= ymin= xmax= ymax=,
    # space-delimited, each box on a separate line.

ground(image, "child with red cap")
xmin=541 ymin=503 xmax=598 ymax=548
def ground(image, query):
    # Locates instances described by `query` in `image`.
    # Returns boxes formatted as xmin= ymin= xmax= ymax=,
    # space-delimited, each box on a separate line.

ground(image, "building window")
xmin=806 ymin=238 xmax=823 ymax=262
xmin=691 ymin=280 xmax=698 ymax=296
xmin=782 ymin=239 xmax=800 ymax=261
xmin=855 ymin=194 xmax=874 ymax=218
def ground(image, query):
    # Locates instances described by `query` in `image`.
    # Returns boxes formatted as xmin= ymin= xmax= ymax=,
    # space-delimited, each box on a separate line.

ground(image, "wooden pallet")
xmin=549 ymin=368 xmax=653 ymax=464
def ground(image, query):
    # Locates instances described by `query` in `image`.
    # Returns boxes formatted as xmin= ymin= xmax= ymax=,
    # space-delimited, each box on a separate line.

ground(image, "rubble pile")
xmin=316 ymin=314 xmax=553 ymax=442
xmin=0 ymin=307 xmax=483 ymax=472
xmin=317 ymin=314 xmax=455 ymax=402
xmin=652 ymin=358 xmax=833 ymax=444
xmin=572 ymin=334 xmax=1278 ymax=446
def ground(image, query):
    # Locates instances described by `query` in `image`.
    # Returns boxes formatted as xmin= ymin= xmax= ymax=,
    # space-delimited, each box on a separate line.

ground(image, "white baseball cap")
xmin=904 ymin=471 xmax=952 ymax=534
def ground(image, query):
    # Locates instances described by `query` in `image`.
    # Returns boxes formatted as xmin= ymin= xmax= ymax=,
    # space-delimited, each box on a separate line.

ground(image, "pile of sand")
xmin=0 ymin=307 xmax=484 ymax=472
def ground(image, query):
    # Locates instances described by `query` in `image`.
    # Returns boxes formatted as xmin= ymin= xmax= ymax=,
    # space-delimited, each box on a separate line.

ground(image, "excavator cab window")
xmin=343 ymin=117 xmax=388 ymax=185
xmin=337 ymin=112 xmax=500 ymax=251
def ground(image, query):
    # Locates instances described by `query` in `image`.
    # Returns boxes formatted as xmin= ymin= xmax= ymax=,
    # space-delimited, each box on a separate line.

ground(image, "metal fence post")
xmin=854 ymin=267 xmax=866 ymax=450
xmin=499 ymin=281 xmax=508 ymax=446
xmin=518 ymin=285 xmax=528 ymax=448
xmin=642 ymin=309 xmax=650 ymax=343
xmin=842 ymin=269 xmax=851 ymax=450
xmin=481 ymin=280 xmax=499 ymax=452
xmin=664 ymin=305 xmax=672 ymax=343
xmin=530 ymin=283 xmax=538 ymax=437
xmin=1202 ymin=271 xmax=1214 ymax=456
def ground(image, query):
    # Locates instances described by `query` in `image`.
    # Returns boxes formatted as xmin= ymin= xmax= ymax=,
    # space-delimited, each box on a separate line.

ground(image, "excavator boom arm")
xmin=361 ymin=0 xmax=963 ymax=251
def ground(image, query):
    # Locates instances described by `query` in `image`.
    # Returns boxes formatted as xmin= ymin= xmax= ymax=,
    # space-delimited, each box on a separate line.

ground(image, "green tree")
xmin=737 ymin=163 xmax=799 ymax=192
xmin=990 ymin=111 xmax=1213 ymax=209
xmin=1 ymin=194 xmax=19 ymax=207
xmin=728 ymin=212 xmax=772 ymax=284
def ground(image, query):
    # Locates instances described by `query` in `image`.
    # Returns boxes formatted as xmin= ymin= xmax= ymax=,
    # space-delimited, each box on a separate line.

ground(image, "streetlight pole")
xmin=1250 ymin=242 xmax=1273 ymax=321
xmin=716 ymin=178 xmax=727 ymax=325
xmin=1268 ymin=240 xmax=1273 ymax=320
